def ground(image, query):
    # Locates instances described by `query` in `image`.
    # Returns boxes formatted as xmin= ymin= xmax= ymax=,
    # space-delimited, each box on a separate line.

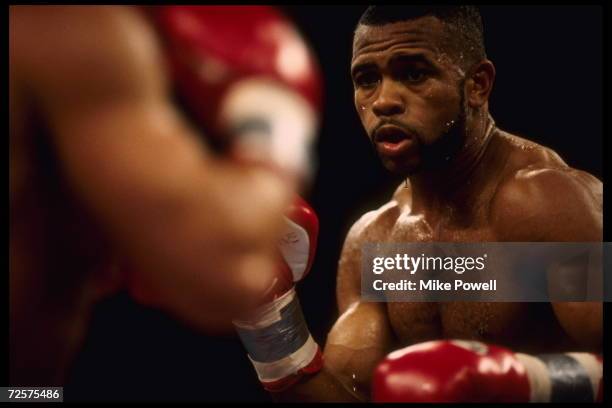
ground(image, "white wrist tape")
xmin=233 ymin=288 xmax=317 ymax=383
xmin=248 ymin=334 xmax=319 ymax=382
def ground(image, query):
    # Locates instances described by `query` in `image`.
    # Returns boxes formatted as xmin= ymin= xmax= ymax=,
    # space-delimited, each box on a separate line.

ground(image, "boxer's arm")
xmin=275 ymin=212 xmax=395 ymax=402
xmin=491 ymin=167 xmax=603 ymax=350
xmin=10 ymin=6 xmax=290 ymax=330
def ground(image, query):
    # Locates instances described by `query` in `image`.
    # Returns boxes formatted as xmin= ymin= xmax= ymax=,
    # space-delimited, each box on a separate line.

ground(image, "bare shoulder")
xmin=336 ymin=185 xmax=406 ymax=311
xmin=11 ymin=6 xmax=166 ymax=108
xmin=342 ymin=183 xmax=409 ymax=252
xmin=490 ymin=159 xmax=602 ymax=241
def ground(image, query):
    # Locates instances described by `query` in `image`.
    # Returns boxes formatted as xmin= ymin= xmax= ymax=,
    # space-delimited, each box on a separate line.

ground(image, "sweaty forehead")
xmin=352 ymin=17 xmax=447 ymax=62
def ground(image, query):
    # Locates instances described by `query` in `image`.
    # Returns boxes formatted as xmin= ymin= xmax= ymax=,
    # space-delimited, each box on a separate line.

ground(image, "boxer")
xmin=9 ymin=5 xmax=321 ymax=386
xmin=249 ymin=6 xmax=603 ymax=402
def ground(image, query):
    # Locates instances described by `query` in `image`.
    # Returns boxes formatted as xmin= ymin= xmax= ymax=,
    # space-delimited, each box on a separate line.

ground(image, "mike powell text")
xmin=372 ymin=279 xmax=497 ymax=291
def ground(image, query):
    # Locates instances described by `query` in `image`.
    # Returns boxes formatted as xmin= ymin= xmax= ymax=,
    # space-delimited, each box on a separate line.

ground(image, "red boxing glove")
xmin=372 ymin=340 xmax=603 ymax=403
xmin=153 ymin=6 xmax=323 ymax=183
xmin=262 ymin=195 xmax=319 ymax=303
xmin=233 ymin=196 xmax=323 ymax=392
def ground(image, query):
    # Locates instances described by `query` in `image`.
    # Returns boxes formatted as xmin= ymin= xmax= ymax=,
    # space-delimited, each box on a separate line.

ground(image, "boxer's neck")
xmin=409 ymin=113 xmax=499 ymax=220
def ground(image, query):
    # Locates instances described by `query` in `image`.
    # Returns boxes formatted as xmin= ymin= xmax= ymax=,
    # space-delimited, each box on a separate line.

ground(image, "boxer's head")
xmin=351 ymin=6 xmax=495 ymax=175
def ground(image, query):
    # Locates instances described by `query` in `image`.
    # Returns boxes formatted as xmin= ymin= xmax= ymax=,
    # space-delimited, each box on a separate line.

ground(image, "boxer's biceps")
xmin=324 ymin=302 xmax=394 ymax=396
xmin=336 ymin=212 xmax=377 ymax=313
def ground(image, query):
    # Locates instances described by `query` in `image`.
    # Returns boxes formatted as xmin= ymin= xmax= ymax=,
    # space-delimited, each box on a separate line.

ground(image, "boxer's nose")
xmin=372 ymin=79 xmax=405 ymax=118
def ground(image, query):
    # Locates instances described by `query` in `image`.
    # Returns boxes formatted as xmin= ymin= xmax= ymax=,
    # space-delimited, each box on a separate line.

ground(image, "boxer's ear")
xmin=466 ymin=60 xmax=495 ymax=108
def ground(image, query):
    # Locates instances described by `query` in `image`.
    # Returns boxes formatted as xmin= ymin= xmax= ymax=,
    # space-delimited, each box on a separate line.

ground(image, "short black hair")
xmin=356 ymin=6 xmax=486 ymax=68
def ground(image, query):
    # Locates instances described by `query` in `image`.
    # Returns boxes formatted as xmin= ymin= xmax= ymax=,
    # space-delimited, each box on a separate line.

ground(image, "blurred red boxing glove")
xmin=372 ymin=339 xmax=603 ymax=403
xmin=153 ymin=6 xmax=323 ymax=183
xmin=260 ymin=195 xmax=319 ymax=303
xmin=126 ymin=6 xmax=322 ymax=310
xmin=233 ymin=196 xmax=323 ymax=392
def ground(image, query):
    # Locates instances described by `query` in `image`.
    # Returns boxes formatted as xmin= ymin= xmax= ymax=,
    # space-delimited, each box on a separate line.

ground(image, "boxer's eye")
xmin=399 ymin=69 xmax=427 ymax=84
xmin=354 ymin=72 xmax=381 ymax=89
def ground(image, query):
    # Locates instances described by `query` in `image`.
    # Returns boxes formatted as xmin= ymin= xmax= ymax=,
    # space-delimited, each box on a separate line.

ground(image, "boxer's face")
xmin=352 ymin=17 xmax=468 ymax=175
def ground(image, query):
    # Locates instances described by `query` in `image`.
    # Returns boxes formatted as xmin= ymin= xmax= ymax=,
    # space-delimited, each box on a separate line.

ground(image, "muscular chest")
xmin=386 ymin=207 xmax=495 ymax=243
xmin=386 ymin=301 xmax=529 ymax=345
xmin=379 ymin=209 xmax=568 ymax=352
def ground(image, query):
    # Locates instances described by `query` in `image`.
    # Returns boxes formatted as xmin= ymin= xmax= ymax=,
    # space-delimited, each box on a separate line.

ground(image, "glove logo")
xmin=280 ymin=231 xmax=300 ymax=245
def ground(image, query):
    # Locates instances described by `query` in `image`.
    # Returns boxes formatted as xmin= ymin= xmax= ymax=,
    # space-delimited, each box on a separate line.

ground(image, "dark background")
xmin=64 ymin=5 xmax=603 ymax=402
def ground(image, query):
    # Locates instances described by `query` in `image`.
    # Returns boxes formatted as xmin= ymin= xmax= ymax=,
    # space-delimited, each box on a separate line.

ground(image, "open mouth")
xmin=373 ymin=124 xmax=416 ymax=157
xmin=374 ymin=124 xmax=414 ymax=144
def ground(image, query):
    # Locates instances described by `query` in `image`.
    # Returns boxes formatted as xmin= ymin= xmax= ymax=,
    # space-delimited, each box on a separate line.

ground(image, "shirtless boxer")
xmin=9 ymin=5 xmax=321 ymax=386
xmin=238 ymin=6 xmax=602 ymax=402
